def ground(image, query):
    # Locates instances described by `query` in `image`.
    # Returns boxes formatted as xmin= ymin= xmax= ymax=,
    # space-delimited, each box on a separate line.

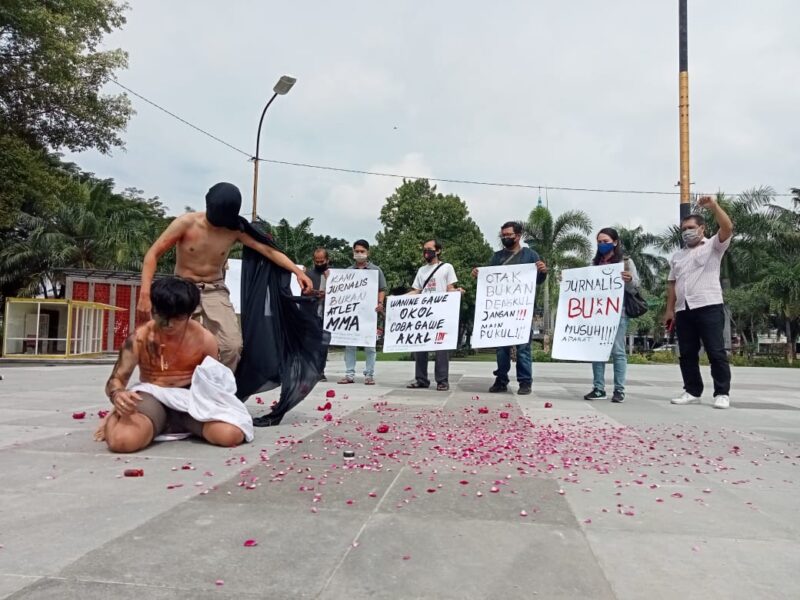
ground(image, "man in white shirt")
xmin=406 ymin=239 xmax=463 ymax=391
xmin=665 ymin=196 xmax=733 ymax=409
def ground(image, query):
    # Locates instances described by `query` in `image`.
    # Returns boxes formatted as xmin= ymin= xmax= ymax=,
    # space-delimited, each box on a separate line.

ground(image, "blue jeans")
xmin=591 ymin=315 xmax=628 ymax=393
xmin=344 ymin=346 xmax=376 ymax=379
xmin=494 ymin=337 xmax=533 ymax=386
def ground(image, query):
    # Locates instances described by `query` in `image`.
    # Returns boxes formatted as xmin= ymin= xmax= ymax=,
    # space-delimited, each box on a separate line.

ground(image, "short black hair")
xmin=424 ymin=239 xmax=442 ymax=252
xmin=681 ymin=214 xmax=705 ymax=228
xmin=313 ymin=247 xmax=329 ymax=259
xmin=501 ymin=221 xmax=522 ymax=234
xmin=353 ymin=239 xmax=370 ymax=250
xmin=150 ymin=277 xmax=200 ymax=320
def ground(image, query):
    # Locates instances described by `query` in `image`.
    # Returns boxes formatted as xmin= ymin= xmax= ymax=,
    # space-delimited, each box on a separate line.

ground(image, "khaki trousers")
xmin=192 ymin=281 xmax=242 ymax=372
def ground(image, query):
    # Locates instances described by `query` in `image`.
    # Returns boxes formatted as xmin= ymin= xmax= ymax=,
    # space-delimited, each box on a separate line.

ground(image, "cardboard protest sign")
xmin=226 ymin=259 xmax=304 ymax=314
xmin=323 ymin=268 xmax=379 ymax=347
xmin=470 ymin=264 xmax=538 ymax=348
xmin=383 ymin=291 xmax=461 ymax=353
xmin=551 ymin=263 xmax=625 ymax=362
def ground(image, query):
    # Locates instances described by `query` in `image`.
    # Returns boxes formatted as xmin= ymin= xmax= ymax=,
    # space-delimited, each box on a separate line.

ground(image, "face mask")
xmin=314 ymin=263 xmax=328 ymax=273
xmin=353 ymin=252 xmax=368 ymax=263
xmin=681 ymin=228 xmax=702 ymax=245
xmin=423 ymin=249 xmax=437 ymax=263
xmin=598 ymin=242 xmax=615 ymax=255
xmin=501 ymin=237 xmax=516 ymax=249
xmin=205 ymin=182 xmax=243 ymax=230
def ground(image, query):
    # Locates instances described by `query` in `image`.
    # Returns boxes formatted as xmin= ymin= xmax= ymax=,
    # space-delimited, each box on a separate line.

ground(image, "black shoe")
xmin=583 ymin=388 xmax=607 ymax=401
xmin=517 ymin=382 xmax=532 ymax=395
xmin=611 ymin=390 xmax=625 ymax=403
xmin=489 ymin=381 xmax=508 ymax=393
xmin=253 ymin=414 xmax=283 ymax=427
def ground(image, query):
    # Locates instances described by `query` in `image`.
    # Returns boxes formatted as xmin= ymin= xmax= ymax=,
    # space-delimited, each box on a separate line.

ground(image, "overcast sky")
xmin=66 ymin=0 xmax=800 ymax=248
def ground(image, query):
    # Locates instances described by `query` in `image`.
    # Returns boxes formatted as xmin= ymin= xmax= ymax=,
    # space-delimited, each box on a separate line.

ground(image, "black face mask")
xmin=501 ymin=237 xmax=516 ymax=249
xmin=314 ymin=263 xmax=328 ymax=273
xmin=205 ymin=182 xmax=243 ymax=230
xmin=423 ymin=249 xmax=437 ymax=263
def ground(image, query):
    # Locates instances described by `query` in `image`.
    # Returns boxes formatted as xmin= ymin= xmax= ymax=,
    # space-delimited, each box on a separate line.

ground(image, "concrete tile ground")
xmin=0 ymin=360 xmax=798 ymax=599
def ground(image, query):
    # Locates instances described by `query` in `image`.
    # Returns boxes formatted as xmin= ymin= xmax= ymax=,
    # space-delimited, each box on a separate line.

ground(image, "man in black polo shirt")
xmin=473 ymin=221 xmax=548 ymax=395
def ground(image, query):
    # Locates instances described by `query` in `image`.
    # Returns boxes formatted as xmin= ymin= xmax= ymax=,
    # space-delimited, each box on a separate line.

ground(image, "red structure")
xmin=62 ymin=269 xmax=146 ymax=352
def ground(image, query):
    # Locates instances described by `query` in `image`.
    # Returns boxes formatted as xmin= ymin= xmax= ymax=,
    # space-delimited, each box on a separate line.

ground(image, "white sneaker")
xmin=713 ymin=395 xmax=730 ymax=409
xmin=671 ymin=392 xmax=701 ymax=405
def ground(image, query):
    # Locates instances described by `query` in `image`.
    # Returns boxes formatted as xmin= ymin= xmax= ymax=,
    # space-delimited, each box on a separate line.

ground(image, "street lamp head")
xmin=273 ymin=75 xmax=297 ymax=95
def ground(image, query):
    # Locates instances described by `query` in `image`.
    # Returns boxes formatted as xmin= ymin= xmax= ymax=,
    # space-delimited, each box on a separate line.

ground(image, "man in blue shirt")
xmin=473 ymin=221 xmax=548 ymax=395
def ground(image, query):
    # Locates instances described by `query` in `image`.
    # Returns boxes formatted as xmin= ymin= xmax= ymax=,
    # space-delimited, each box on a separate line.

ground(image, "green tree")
xmin=522 ymin=205 xmax=592 ymax=338
xmin=372 ymin=179 xmax=492 ymax=345
xmin=615 ymin=225 xmax=668 ymax=292
xmin=0 ymin=0 xmax=132 ymax=153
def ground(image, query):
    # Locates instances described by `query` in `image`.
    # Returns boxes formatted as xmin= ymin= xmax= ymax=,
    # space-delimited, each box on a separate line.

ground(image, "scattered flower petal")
xmin=243 ymin=539 xmax=258 ymax=547
xmin=376 ymin=424 xmax=390 ymax=434
xmin=72 ymin=411 xmax=86 ymax=420
xmin=326 ymin=390 xmax=336 ymax=398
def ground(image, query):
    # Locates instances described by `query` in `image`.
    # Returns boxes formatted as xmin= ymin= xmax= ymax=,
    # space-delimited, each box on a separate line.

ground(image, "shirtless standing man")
xmin=135 ymin=182 xmax=312 ymax=371
xmin=104 ymin=277 xmax=247 ymax=453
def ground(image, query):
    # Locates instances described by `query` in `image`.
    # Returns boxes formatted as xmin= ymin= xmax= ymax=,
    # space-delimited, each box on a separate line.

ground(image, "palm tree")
xmin=522 ymin=205 xmax=592 ymax=340
xmin=614 ymin=226 xmax=668 ymax=292
xmin=266 ymin=217 xmax=316 ymax=264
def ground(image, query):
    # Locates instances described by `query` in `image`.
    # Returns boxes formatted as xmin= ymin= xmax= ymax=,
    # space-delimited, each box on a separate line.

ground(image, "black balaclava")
xmin=206 ymin=182 xmax=243 ymax=230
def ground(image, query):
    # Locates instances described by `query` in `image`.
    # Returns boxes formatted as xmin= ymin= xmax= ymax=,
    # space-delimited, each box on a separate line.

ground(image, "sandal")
xmin=406 ymin=381 xmax=430 ymax=389
xmin=337 ymin=377 xmax=354 ymax=384
xmin=364 ymin=377 xmax=376 ymax=385
xmin=436 ymin=383 xmax=450 ymax=391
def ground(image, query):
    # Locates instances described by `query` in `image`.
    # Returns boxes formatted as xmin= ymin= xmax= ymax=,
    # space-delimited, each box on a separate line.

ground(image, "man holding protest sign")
xmin=472 ymin=221 xmax=548 ymax=395
xmin=405 ymin=240 xmax=464 ymax=392
xmin=304 ymin=247 xmax=331 ymax=381
xmin=337 ymin=240 xmax=386 ymax=385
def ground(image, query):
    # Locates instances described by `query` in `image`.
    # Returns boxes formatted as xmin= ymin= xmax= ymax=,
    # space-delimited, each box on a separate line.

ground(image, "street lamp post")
xmin=251 ymin=75 xmax=297 ymax=222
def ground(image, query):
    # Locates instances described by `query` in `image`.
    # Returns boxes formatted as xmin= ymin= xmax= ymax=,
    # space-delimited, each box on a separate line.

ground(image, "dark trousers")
xmin=675 ymin=303 xmax=731 ymax=397
xmin=414 ymin=350 xmax=449 ymax=386
xmin=494 ymin=338 xmax=533 ymax=386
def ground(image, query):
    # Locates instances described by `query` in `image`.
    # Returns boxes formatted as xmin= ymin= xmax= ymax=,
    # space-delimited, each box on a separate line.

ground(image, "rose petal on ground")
xmin=72 ymin=411 xmax=86 ymax=420
xmin=402 ymin=555 xmax=411 ymax=560
xmin=243 ymin=539 xmax=258 ymax=547
xmin=520 ymin=510 xmax=528 ymax=517
xmin=426 ymin=488 xmax=436 ymax=493
xmin=376 ymin=424 xmax=390 ymax=433
xmin=459 ymin=480 xmax=469 ymax=485
xmin=215 ymin=579 xmax=224 ymax=586
xmin=499 ymin=412 xmax=510 ymax=419
xmin=326 ymin=390 xmax=336 ymax=398
xmin=478 ymin=407 xmax=489 ymax=414
xmin=490 ymin=486 xmax=500 ymax=493
xmin=97 ymin=410 xmax=109 ymax=418
xmin=256 ymin=397 xmax=264 ymax=404
xmin=323 ymin=413 xmax=333 ymax=422
xmin=671 ymin=492 xmax=684 ymax=499
xmin=544 ymin=402 xmax=553 ymax=408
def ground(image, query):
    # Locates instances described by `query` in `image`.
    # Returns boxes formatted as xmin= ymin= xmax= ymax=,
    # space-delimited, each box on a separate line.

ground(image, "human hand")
xmin=471 ymin=267 xmax=479 ymax=278
xmin=663 ymin=308 xmax=675 ymax=331
xmin=297 ymin=272 xmax=313 ymax=293
xmin=536 ymin=260 xmax=548 ymax=273
xmin=136 ymin=294 xmax=152 ymax=325
xmin=110 ymin=390 xmax=141 ymax=417
xmin=376 ymin=303 xmax=385 ymax=314
xmin=697 ymin=195 xmax=716 ymax=209
xmin=621 ymin=271 xmax=632 ymax=282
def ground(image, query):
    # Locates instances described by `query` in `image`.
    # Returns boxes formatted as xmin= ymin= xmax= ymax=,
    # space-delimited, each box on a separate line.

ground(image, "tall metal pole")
xmin=251 ymin=92 xmax=278 ymax=222
xmin=678 ymin=0 xmax=691 ymax=224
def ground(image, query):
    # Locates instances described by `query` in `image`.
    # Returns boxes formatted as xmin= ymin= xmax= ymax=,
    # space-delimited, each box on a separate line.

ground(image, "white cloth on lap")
xmin=130 ymin=356 xmax=254 ymax=442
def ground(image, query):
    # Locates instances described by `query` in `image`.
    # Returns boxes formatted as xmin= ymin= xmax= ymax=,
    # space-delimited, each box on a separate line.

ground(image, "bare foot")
xmin=94 ymin=411 xmax=114 ymax=442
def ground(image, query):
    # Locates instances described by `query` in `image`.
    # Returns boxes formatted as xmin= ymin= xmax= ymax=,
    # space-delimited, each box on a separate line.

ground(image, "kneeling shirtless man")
xmin=103 ymin=277 xmax=247 ymax=453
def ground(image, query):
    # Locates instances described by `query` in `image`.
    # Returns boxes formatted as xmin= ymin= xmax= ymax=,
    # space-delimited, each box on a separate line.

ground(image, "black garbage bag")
xmin=234 ymin=221 xmax=330 ymax=426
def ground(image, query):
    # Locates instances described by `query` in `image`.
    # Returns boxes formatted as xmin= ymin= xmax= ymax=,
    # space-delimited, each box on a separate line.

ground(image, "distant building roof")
xmin=59 ymin=269 xmax=167 ymax=283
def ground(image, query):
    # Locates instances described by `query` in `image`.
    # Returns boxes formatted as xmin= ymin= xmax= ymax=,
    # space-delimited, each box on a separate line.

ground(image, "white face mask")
xmin=353 ymin=252 xmax=368 ymax=263
xmin=681 ymin=228 xmax=703 ymax=246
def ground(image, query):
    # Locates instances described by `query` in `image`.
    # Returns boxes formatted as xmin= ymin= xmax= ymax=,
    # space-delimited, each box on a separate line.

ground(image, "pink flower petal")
xmin=123 ymin=469 xmax=144 ymax=477
xmin=490 ymin=486 xmax=500 ymax=493
xmin=256 ymin=397 xmax=264 ymax=404
xmin=326 ymin=390 xmax=336 ymax=398
xmin=243 ymin=539 xmax=258 ymax=547
xmin=215 ymin=579 xmax=224 ymax=586
xmin=323 ymin=413 xmax=333 ymax=422
xmin=478 ymin=407 xmax=489 ymax=414
xmin=426 ymin=488 xmax=436 ymax=494
xmin=499 ymin=412 xmax=510 ymax=419
xmin=376 ymin=424 xmax=390 ymax=434
xmin=97 ymin=410 xmax=109 ymax=418
xmin=72 ymin=411 xmax=86 ymax=420
xmin=520 ymin=510 xmax=528 ymax=517
xmin=671 ymin=492 xmax=684 ymax=499
xmin=544 ymin=402 xmax=553 ymax=408
xmin=459 ymin=480 xmax=469 ymax=485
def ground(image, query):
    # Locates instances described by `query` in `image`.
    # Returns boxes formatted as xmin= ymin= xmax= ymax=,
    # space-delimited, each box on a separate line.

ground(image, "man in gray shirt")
xmin=337 ymin=239 xmax=386 ymax=385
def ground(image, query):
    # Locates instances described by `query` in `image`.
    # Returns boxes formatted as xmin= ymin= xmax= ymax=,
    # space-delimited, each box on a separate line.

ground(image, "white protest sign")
xmin=226 ymin=259 xmax=304 ymax=314
xmin=551 ymin=263 xmax=625 ymax=362
xmin=324 ymin=268 xmax=379 ymax=347
xmin=471 ymin=264 xmax=538 ymax=348
xmin=383 ymin=292 xmax=461 ymax=353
